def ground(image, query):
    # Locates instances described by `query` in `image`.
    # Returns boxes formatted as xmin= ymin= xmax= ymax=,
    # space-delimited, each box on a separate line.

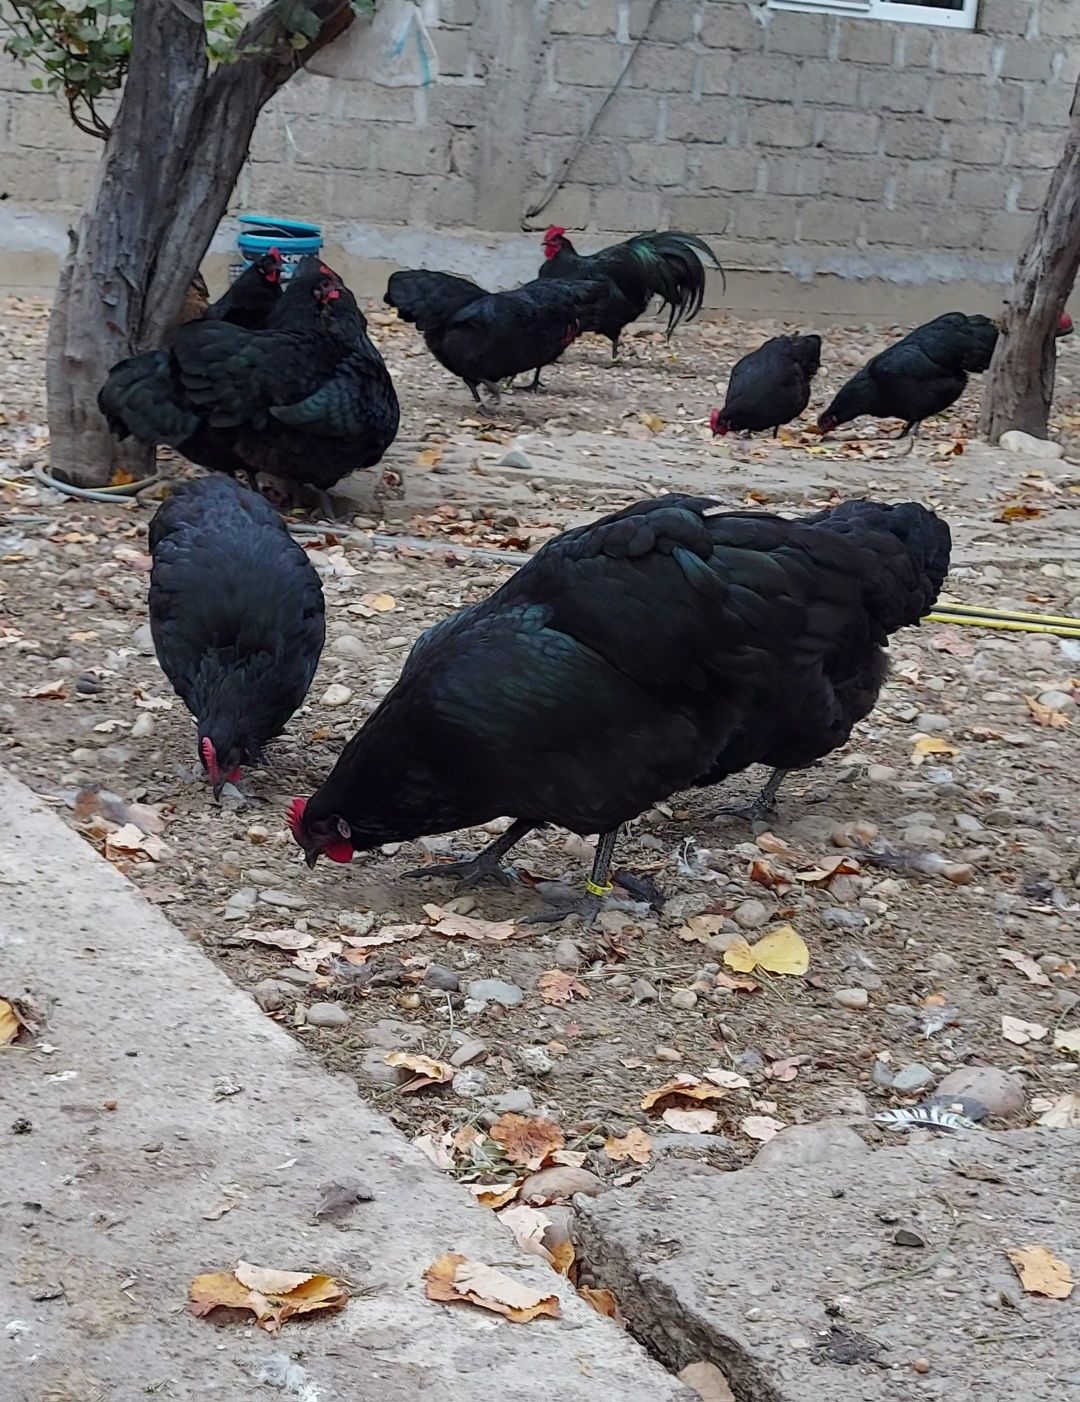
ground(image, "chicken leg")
xmin=400 ymin=819 xmax=535 ymax=890
xmin=707 ymin=768 xmax=789 ymax=824
xmin=524 ymin=829 xmax=619 ymax=926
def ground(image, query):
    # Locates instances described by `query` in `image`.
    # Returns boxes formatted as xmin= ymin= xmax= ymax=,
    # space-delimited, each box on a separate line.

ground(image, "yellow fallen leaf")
xmin=467 ymin=1182 xmax=520 ymax=1209
xmin=188 ymin=1262 xmax=348 ymax=1332
xmin=911 ymin=735 xmax=959 ymax=761
xmin=604 ymin=1126 xmax=653 ymax=1164
xmin=578 ymin=1285 xmax=624 ymax=1324
xmin=384 ymin=1051 xmax=454 ymax=1091
xmin=661 ymin=1107 xmax=718 ymax=1133
xmin=641 ymin=1076 xmax=729 ymax=1112
xmin=537 ymin=969 xmax=589 ymax=1003
xmin=1006 ymin=1245 xmax=1074 ymax=1299
xmin=416 ymin=447 xmax=443 ymax=467
xmin=359 ymin=591 xmax=396 ymax=611
xmin=0 ymin=998 xmax=19 ymax=1047
xmin=423 ymin=1253 xmax=561 ymax=1322
xmin=1001 ymin=1015 xmax=1048 ymax=1045
xmin=423 ymin=903 xmax=519 ymax=942
xmin=996 ymin=503 xmax=1044 ymax=522
xmin=641 ymin=412 xmax=665 ymax=432
xmin=723 ymin=925 xmax=809 ymax=976
xmin=1053 ymin=1027 xmax=1080 ymax=1055
xmin=1026 ymin=695 xmax=1070 ymax=729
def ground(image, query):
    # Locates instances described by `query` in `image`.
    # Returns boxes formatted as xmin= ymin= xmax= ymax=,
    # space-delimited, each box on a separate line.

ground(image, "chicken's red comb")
xmin=543 ymin=226 xmax=566 ymax=240
xmin=201 ymin=736 xmax=215 ymax=768
xmin=1060 ymin=311 xmax=1074 ymax=333
xmin=268 ymin=246 xmax=282 ymax=263
xmin=286 ymin=797 xmax=308 ymax=837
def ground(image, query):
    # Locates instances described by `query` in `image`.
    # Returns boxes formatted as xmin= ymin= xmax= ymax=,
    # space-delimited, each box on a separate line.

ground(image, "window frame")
xmin=766 ymin=0 xmax=978 ymax=30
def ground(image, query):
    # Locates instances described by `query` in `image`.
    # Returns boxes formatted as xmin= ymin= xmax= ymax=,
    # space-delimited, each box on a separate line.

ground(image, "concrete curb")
xmin=0 ymin=769 xmax=684 ymax=1402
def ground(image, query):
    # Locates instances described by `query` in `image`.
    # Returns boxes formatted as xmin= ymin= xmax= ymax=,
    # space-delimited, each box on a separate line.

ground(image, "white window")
xmin=767 ymin=0 xmax=978 ymax=30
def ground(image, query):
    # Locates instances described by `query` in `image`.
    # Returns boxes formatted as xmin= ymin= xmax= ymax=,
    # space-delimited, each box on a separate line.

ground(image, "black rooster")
xmin=384 ymin=269 xmax=609 ymax=405
xmin=698 ymin=499 xmax=950 ymax=821
xmin=538 ymin=228 xmax=722 ymax=359
xmin=287 ymin=493 xmax=949 ymax=923
xmin=148 ymin=475 xmax=325 ymax=798
xmin=711 ymin=334 xmax=822 ymax=438
xmin=200 ymin=248 xmax=284 ymax=330
xmin=99 ymin=257 xmax=400 ymax=507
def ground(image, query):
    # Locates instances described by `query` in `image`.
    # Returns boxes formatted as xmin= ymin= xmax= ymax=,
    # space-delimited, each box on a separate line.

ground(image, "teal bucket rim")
xmin=237 ymin=234 xmax=323 ymax=255
xmin=238 ymin=213 xmax=322 ymax=238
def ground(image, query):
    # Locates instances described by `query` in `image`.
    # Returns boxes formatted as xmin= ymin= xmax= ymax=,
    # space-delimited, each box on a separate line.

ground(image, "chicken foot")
xmin=524 ymin=829 xmax=619 ymax=927
xmin=400 ymin=819 xmax=535 ymax=890
xmin=468 ymin=379 xmax=503 ymax=412
xmin=707 ymin=767 xmax=789 ymax=824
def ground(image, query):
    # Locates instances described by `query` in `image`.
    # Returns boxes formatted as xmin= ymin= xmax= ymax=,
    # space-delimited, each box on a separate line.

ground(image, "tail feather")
xmin=98 ymin=350 xmax=200 ymax=446
xmin=625 ymin=231 xmax=724 ymax=335
xmin=384 ymin=269 xmax=487 ymax=334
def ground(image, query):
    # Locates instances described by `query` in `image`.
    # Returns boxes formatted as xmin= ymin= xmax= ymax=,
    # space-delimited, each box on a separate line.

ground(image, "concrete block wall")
xmin=1 ymin=0 xmax=1078 ymax=317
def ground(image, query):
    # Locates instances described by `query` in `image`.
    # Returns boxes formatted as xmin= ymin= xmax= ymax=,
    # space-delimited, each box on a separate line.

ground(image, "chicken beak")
xmin=212 ymin=777 xmax=227 ymax=802
xmin=304 ymin=848 xmax=321 ymax=870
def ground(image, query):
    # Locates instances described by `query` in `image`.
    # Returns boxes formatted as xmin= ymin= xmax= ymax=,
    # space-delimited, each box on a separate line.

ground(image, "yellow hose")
xmin=927 ymin=612 xmax=1080 ymax=639
xmin=933 ymin=602 xmax=1080 ymax=627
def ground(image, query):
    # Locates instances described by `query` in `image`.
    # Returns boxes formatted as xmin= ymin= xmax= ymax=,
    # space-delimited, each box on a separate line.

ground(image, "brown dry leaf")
xmin=714 ymin=970 xmax=760 ymax=992
xmin=1001 ymin=1015 xmax=1048 ymax=1045
xmin=795 ymin=855 xmax=861 ymax=885
xmin=236 ymin=927 xmax=315 ymax=952
xmin=1026 ymin=695 xmax=1070 ymax=729
xmin=423 ymin=1253 xmax=561 ymax=1323
xmin=911 ymin=735 xmax=959 ymax=762
xmin=188 ymin=1262 xmax=348 ymax=1332
xmin=996 ymin=503 xmax=1044 ymax=522
xmin=452 ymin=1123 xmax=483 ymax=1156
xmin=109 ymin=467 xmax=137 ymax=486
xmin=677 ymin=912 xmax=728 ymax=943
xmin=1036 ymin=1093 xmax=1080 ymax=1129
xmin=423 ymin=903 xmax=519 ymax=942
xmin=641 ymin=1076 xmax=729 ymax=1112
xmin=1053 ymin=1028 xmax=1080 ymax=1055
xmin=640 ymin=412 xmax=665 ymax=432
xmin=748 ymin=857 xmax=791 ymax=891
xmin=579 ymin=1285 xmax=624 ymax=1324
xmin=467 ymin=1182 xmax=521 ymax=1209
xmin=342 ymin=924 xmax=424 ymax=949
xmin=413 ymin=1132 xmax=454 ymax=1171
xmin=497 ymin=1204 xmax=557 ymax=1265
xmin=723 ymin=925 xmax=809 ymax=976
xmin=677 ymin=1361 xmax=736 ymax=1402
xmin=359 ymin=591 xmax=396 ymax=612
xmin=0 ymin=998 xmax=20 ymax=1047
xmin=1006 ymin=1245 xmax=1074 ymax=1300
xmin=416 ymin=447 xmax=443 ymax=468
xmin=549 ymin=1148 xmax=588 ymax=1168
xmin=755 ymin=831 xmax=802 ymax=860
xmin=998 ymin=947 xmax=1051 ymax=986
xmin=767 ymin=1056 xmax=808 ymax=1082
xmin=489 ymin=1113 xmax=565 ymax=1169
xmin=384 ymin=1051 xmax=454 ymax=1091
xmin=701 ymin=1067 xmax=751 ymax=1090
xmin=661 ymin=1106 xmax=719 ymax=1133
xmin=29 ymin=679 xmax=67 ymax=700
xmin=103 ymin=824 xmax=170 ymax=863
xmin=537 ymin=970 xmax=590 ymax=1004
xmin=741 ymin=1115 xmax=786 ymax=1142
xmin=604 ymin=1126 xmax=653 ymax=1164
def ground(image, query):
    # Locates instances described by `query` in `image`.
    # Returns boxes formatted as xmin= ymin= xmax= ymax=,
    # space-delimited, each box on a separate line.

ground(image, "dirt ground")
xmin=1 ymin=294 xmax=1078 ymax=1202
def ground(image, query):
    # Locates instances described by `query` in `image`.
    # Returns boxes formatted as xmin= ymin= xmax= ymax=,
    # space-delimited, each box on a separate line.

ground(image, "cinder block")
xmin=332 ymin=172 xmax=413 ymax=224
xmin=951 ymin=167 xmax=1012 ymax=210
xmin=286 ymin=117 xmax=369 ymax=170
xmin=695 ymin=146 xmax=759 ymax=192
xmin=946 ymin=124 xmax=1008 ymax=165
xmin=895 ymin=28 xmax=933 ymax=68
xmin=529 ymin=93 xmax=593 ymax=137
xmin=978 ymin=0 xmax=1032 ymax=36
xmin=669 ymin=194 xmax=730 ymax=234
xmin=990 ymin=81 xmax=1024 ymax=122
xmin=1011 ymin=126 xmax=1067 ymax=169
xmin=1037 ymin=0 xmax=1080 ymax=41
xmin=882 ymin=116 xmax=943 ymax=160
xmin=764 ymin=10 xmax=831 ymax=59
xmin=930 ymin=77 xmax=989 ymax=121
xmin=552 ymin=38 xmax=627 ymax=87
xmin=997 ymin=39 xmax=1057 ymax=81
xmin=438 ymin=0 xmax=479 ymax=25
xmin=1014 ymin=172 xmax=1050 ymax=210
xmin=748 ymin=105 xmax=816 ymax=150
xmin=824 ymin=157 xmax=888 ymax=201
xmin=1024 ymin=86 xmax=1072 ymax=128
xmin=333 ymin=82 xmax=417 ymax=124
xmin=549 ymin=0 xmax=618 ymax=37
xmin=932 ymin=32 xmax=996 ymax=76
xmin=532 ymin=184 xmax=592 ymax=229
xmin=735 ymin=196 xmax=799 ymax=242
xmin=567 ymin=141 xmax=629 ymax=185
xmin=858 ymin=71 xmax=932 ymax=114
xmin=666 ymin=97 xmax=736 ymax=142
xmin=594 ymin=187 xmax=663 ymax=232
xmin=11 ymin=94 xmax=103 ymax=153
xmin=412 ymin=175 xmax=477 ymax=228
xmin=699 ymin=5 xmax=765 ymax=52
xmin=699 ymin=51 xmax=733 ymax=94
xmin=818 ymin=111 xmax=881 ymax=156
xmin=369 ymin=124 xmax=450 ymax=176
xmin=763 ymin=154 xmax=826 ymax=197
xmin=734 ymin=56 xmax=801 ymax=102
xmin=247 ymin=165 xmax=332 ymax=219
xmin=893 ymin=161 xmax=952 ymax=206
xmin=628 ymin=142 xmax=687 ymax=187
xmin=0 ymin=150 xmax=60 ymax=202
xmin=626 ymin=45 xmax=697 ymax=92
xmin=932 ymin=209 xmax=990 ymax=248
xmin=798 ymin=59 xmax=859 ymax=107
xmin=631 ymin=0 xmax=699 ymax=44
xmin=594 ymin=93 xmax=662 ymax=139
xmin=862 ymin=208 xmax=927 ymax=247
xmin=794 ymin=198 xmax=857 ymax=246
xmin=431 ymin=28 xmax=473 ymax=78
xmin=980 ymin=211 xmax=1034 ymax=252
xmin=837 ymin=20 xmax=894 ymax=66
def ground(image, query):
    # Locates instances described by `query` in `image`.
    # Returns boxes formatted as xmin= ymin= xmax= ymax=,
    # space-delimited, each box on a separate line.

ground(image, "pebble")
xmin=449 ymin=1037 xmax=488 ymax=1067
xmin=499 ymin=448 xmax=534 ymax=470
xmin=1053 ymin=989 xmax=1079 ymax=1013
xmin=131 ymin=712 xmax=155 ymax=739
xmin=670 ymin=988 xmax=698 ymax=1011
xmin=362 ymin=1018 xmax=424 ymax=1049
xmin=246 ymin=824 xmax=270 ymax=845
xmin=916 ymin=713 xmax=951 ymax=734
xmin=487 ymin=1087 xmax=536 ymax=1114
xmin=752 ymin=1121 xmax=870 ymax=1171
xmin=655 ymin=1045 xmax=683 ymax=1062
xmin=630 ymin=978 xmax=658 ymax=1003
xmin=452 ymin=1068 xmax=489 ymax=1098
xmin=934 ymin=1066 xmax=1025 ymax=1119
xmin=519 ymin=1166 xmax=603 ymax=1203
xmin=999 ymin=429 xmax=1063 ymax=458
xmin=866 ymin=764 xmax=897 ymax=782
xmin=733 ymin=899 xmax=770 ymax=930
xmin=892 ymin=1063 xmax=936 ymax=1094
xmin=554 ymin=937 xmax=585 ymax=970
xmin=834 ymin=987 xmax=869 ymax=1010
xmin=1038 ymin=688 xmax=1075 ymax=710
xmin=703 ymin=931 xmax=743 ymax=957
xmin=305 ymin=1002 xmax=349 ymax=1029
xmin=821 ymin=907 xmax=867 ymax=930
xmin=927 ymin=951 xmax=958 ymax=973
xmin=276 ymin=967 xmax=316 ymax=986
xmin=132 ymin=622 xmax=155 ymax=655
xmin=246 ymin=868 xmax=279 ymax=888
xmin=259 ymin=889 xmax=307 ymax=910
xmin=1038 ymin=952 xmax=1067 ymax=974
xmin=339 ymin=911 xmax=376 ymax=938
xmin=321 ymin=683 xmax=353 ymax=707
xmin=516 ymin=1046 xmax=554 ymax=1076
xmin=359 ymin=1048 xmax=406 ymax=1089
xmin=331 ymin=635 xmax=366 ymax=660
xmin=466 ymin=978 xmax=523 ymax=1007
xmin=224 ymin=888 xmax=257 ymax=920
xmin=830 ymin=819 xmax=878 ymax=848
xmin=251 ymin=978 xmax=289 ymax=1012
xmin=423 ymin=963 xmax=460 ymax=992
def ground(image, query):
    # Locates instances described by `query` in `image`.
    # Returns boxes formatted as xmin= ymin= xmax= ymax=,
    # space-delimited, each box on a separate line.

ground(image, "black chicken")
xmin=697 ymin=499 xmax=950 ymax=821
xmin=384 ymin=269 xmax=609 ymax=405
xmin=99 ymin=257 xmax=400 ymax=506
xmin=148 ymin=474 xmax=325 ymax=798
xmin=287 ymin=493 xmax=949 ymax=923
xmin=538 ymin=228 xmax=722 ymax=359
xmin=200 ymin=248 xmax=283 ymax=329
xmin=710 ymin=334 xmax=822 ymax=438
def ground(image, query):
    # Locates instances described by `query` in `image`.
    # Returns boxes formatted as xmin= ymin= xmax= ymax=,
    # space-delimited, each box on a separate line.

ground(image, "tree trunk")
xmin=980 ymin=78 xmax=1080 ymax=443
xmin=45 ymin=0 xmax=356 ymax=486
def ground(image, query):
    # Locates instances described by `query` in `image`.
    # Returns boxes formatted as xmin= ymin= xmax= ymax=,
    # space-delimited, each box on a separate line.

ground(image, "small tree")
xmin=981 ymin=77 xmax=1080 ymax=443
xmin=3 ymin=1 xmax=365 ymax=486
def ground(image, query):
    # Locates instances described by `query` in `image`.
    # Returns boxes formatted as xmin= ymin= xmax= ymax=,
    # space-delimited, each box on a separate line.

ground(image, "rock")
xmin=423 ymin=963 xmax=460 ymax=992
xmin=362 ymin=1018 xmax=424 ymax=1049
xmin=519 ymin=1166 xmax=604 ymax=1204
xmin=630 ymin=978 xmax=658 ymax=1003
xmin=449 ymin=1037 xmax=488 ymax=1067
xmin=499 ymin=448 xmax=533 ymax=470
xmin=358 ymin=1048 xmax=406 ymax=1089
xmin=677 ymin=1361 xmax=735 ymax=1402
xmin=830 ymin=820 xmax=878 ymax=848
xmin=866 ymin=764 xmax=897 ymax=783
xmin=554 ymin=937 xmax=585 ymax=970
xmin=1038 ymin=688 xmax=1075 ymax=711
xmin=892 ymin=1063 xmax=936 ymax=1095
xmin=223 ymin=888 xmax=258 ymax=920
xmin=733 ymin=899 xmax=769 ymax=930
xmin=516 ymin=1046 xmax=554 ymax=1076
xmin=834 ymin=987 xmax=869 ymax=1010
xmin=132 ymin=622 xmax=155 ymax=655
xmin=321 ymin=683 xmax=353 ymax=707
xmin=751 ymin=1121 xmax=869 ymax=1171
xmin=871 ymin=1059 xmax=894 ymax=1089
xmin=131 ymin=712 xmax=155 ymax=739
xmin=259 ymin=889 xmax=307 ymax=910
xmin=246 ymin=824 xmax=270 ymax=845
xmin=331 ymin=634 xmax=366 ymax=660
xmin=927 ymin=950 xmax=958 ymax=972
xmin=1038 ymin=952 xmax=1067 ymax=975
xmin=251 ymin=978 xmax=290 ymax=1012
xmin=1000 ymin=429 xmax=1064 ymax=459
xmin=487 ymin=1087 xmax=536 ymax=1114
xmin=276 ymin=967 xmax=315 ymax=987
xmin=467 ymin=978 xmax=523 ymax=1007
xmin=934 ymin=1066 xmax=1025 ymax=1120
xmin=915 ymin=713 xmax=951 ymax=734
xmin=893 ymin=1226 xmax=927 ymax=1248
xmin=452 ymin=1068 xmax=489 ymax=1098
xmin=821 ymin=907 xmax=867 ymax=930
xmin=305 ymin=1002 xmax=348 ymax=1029
xmin=245 ymin=868 xmax=279 ymax=888
xmin=670 ymin=988 xmax=698 ymax=1010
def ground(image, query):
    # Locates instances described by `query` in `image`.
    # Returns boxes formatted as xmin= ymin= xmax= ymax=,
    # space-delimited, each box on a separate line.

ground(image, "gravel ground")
xmin=1 ymin=293 xmax=1078 ymax=1210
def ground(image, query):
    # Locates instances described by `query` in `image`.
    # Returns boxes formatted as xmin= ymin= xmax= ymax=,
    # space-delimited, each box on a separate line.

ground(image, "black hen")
xmin=148 ymin=475 xmax=325 ymax=798
xmin=697 ymin=499 xmax=950 ymax=820
xmin=384 ymin=269 xmax=609 ymax=404
xmin=99 ymin=257 xmax=400 ymax=501
xmin=200 ymin=248 xmax=283 ymax=330
xmin=711 ymin=334 xmax=822 ymax=438
xmin=818 ymin=312 xmax=999 ymax=438
xmin=538 ymin=228 xmax=722 ymax=358
xmin=287 ymin=493 xmax=949 ymax=921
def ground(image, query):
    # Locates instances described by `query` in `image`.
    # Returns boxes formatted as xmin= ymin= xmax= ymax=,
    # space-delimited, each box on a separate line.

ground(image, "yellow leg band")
xmin=585 ymin=879 xmax=613 ymax=898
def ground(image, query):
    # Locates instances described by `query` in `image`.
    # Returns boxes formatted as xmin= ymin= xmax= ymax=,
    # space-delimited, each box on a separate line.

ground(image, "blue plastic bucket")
xmin=230 ymin=214 xmax=323 ymax=283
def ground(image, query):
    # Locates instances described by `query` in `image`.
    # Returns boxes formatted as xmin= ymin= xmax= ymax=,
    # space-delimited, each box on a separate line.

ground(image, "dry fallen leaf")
xmin=996 ymin=502 xmax=1044 ymax=522
xmin=641 ymin=1075 xmax=729 ymax=1112
xmin=496 ymin=1203 xmax=573 ymax=1274
xmin=423 ymin=903 xmax=519 ymax=942
xmin=701 ymin=1067 xmax=751 ymax=1090
xmin=1006 ymin=1245 xmax=1074 ymax=1300
xmin=384 ymin=1051 xmax=454 ymax=1091
xmin=416 ymin=447 xmax=443 ymax=467
xmin=640 ymin=412 xmax=665 ymax=432
xmin=537 ymin=969 xmax=590 ymax=1004
xmin=911 ymin=735 xmax=959 ymax=763
xmin=188 ymin=1260 xmax=348 ymax=1332
xmin=677 ymin=1361 xmax=736 ymax=1402
xmin=313 ymin=1179 xmax=372 ymax=1219
xmin=29 ymin=679 xmax=67 ymax=700
xmin=103 ymin=823 xmax=170 ymax=863
xmin=741 ymin=1115 xmax=786 ymax=1142
xmin=423 ymin=1253 xmax=561 ymax=1323
xmin=1001 ymin=1015 xmax=1049 ymax=1045
xmin=359 ymin=591 xmax=396 ymax=612
xmin=1026 ymin=695 xmax=1070 ymax=729
xmin=723 ymin=925 xmax=809 ymax=976
xmin=578 ymin=1285 xmax=624 ymax=1324
xmin=998 ymin=948 xmax=1051 ymax=986
xmin=1035 ymin=1093 xmax=1080 ymax=1129
xmin=661 ymin=1107 xmax=719 ymax=1133
xmin=236 ymin=927 xmax=315 ymax=951
xmin=767 ymin=1056 xmax=807 ymax=1082
xmin=413 ymin=1132 xmax=455 ymax=1171
xmin=0 ymin=998 xmax=20 ymax=1047
xmin=604 ymin=1126 xmax=653 ymax=1164
xmin=1053 ymin=1027 xmax=1080 ymax=1055
xmin=795 ymin=854 xmax=861 ymax=885
xmin=467 ymin=1182 xmax=521 ymax=1209
xmin=489 ymin=1113 xmax=565 ymax=1169
xmin=677 ymin=912 xmax=729 ymax=943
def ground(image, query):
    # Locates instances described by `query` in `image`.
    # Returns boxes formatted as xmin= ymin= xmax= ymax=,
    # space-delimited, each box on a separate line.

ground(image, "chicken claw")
xmin=706 ymin=767 xmax=788 ymax=824
xmin=400 ymin=819 xmax=534 ymax=891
